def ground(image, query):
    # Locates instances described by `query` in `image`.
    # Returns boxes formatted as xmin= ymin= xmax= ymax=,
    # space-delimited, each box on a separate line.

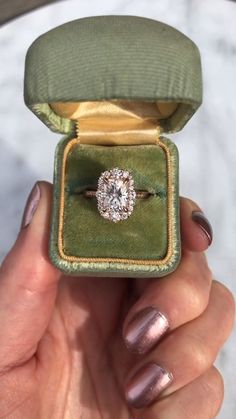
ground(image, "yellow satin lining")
xmin=76 ymin=118 xmax=160 ymax=145
xmin=50 ymin=100 xmax=178 ymax=145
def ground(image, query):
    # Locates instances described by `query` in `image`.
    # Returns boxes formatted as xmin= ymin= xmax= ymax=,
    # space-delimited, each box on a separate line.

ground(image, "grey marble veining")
xmin=0 ymin=0 xmax=235 ymax=417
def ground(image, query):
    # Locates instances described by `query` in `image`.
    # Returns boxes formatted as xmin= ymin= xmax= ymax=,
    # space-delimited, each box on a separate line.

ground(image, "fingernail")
xmin=123 ymin=307 xmax=169 ymax=354
xmin=21 ymin=183 xmax=41 ymax=229
xmin=192 ymin=211 xmax=213 ymax=246
xmin=125 ymin=363 xmax=173 ymax=409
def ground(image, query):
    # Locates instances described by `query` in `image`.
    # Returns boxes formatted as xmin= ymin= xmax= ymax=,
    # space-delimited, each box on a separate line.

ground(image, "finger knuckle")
xmin=181 ymin=272 xmax=210 ymax=315
xmin=179 ymin=367 xmax=224 ymax=419
xmin=209 ymin=367 xmax=224 ymax=400
xmin=200 ymin=367 xmax=224 ymax=416
xmin=213 ymin=281 xmax=235 ymax=318
xmin=186 ymin=334 xmax=213 ymax=376
xmin=202 ymin=264 xmax=213 ymax=285
xmin=185 ymin=252 xmax=213 ymax=284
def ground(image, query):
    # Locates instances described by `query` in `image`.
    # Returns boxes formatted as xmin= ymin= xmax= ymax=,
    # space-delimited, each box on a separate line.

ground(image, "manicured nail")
xmin=125 ymin=363 xmax=173 ymax=409
xmin=192 ymin=211 xmax=213 ymax=246
xmin=21 ymin=183 xmax=41 ymax=229
xmin=123 ymin=307 xmax=169 ymax=354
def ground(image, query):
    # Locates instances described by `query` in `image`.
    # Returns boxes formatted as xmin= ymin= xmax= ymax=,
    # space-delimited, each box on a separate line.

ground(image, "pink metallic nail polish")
xmin=21 ymin=183 xmax=41 ymax=229
xmin=123 ymin=307 xmax=169 ymax=354
xmin=125 ymin=362 xmax=173 ymax=409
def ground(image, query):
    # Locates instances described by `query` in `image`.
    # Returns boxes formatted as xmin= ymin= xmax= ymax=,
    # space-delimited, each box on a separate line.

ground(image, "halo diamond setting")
xmin=96 ymin=168 xmax=136 ymax=222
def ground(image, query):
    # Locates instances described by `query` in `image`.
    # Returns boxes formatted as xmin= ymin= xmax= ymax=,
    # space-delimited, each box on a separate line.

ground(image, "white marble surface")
xmin=0 ymin=0 xmax=235 ymax=417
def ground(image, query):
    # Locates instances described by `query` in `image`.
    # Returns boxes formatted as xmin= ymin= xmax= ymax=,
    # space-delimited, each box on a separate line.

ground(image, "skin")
xmin=0 ymin=182 xmax=234 ymax=419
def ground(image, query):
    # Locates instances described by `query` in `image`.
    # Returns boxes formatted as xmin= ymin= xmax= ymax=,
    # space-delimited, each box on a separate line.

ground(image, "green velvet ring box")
xmin=24 ymin=15 xmax=202 ymax=278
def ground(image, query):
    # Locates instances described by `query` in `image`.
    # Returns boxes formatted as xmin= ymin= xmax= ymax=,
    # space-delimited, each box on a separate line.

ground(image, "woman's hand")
xmin=0 ymin=182 xmax=234 ymax=419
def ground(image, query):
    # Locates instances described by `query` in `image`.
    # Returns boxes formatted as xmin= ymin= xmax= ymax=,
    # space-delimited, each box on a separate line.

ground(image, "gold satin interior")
xmin=50 ymin=100 xmax=178 ymax=145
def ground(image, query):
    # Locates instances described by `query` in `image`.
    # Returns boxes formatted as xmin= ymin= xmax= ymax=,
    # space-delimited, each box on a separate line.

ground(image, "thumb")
xmin=0 ymin=181 xmax=60 ymax=371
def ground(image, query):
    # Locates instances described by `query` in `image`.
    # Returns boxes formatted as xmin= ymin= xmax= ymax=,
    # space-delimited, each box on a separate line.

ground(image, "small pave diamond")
xmin=96 ymin=168 xmax=136 ymax=222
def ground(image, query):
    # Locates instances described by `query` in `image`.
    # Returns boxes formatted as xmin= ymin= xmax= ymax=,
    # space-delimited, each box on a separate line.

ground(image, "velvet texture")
xmin=24 ymin=15 xmax=202 ymax=135
xmin=50 ymin=137 xmax=181 ymax=277
xmin=64 ymin=144 xmax=167 ymax=259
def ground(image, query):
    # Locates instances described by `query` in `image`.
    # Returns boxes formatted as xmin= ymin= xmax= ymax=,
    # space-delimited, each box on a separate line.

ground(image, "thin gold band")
xmin=80 ymin=190 xmax=151 ymax=199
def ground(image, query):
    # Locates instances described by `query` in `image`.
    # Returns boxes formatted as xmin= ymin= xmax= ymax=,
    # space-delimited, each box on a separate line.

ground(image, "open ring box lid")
xmin=24 ymin=15 xmax=202 ymax=277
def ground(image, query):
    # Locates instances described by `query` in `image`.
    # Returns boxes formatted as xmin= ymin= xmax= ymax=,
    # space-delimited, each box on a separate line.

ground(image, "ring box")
xmin=24 ymin=16 xmax=202 ymax=277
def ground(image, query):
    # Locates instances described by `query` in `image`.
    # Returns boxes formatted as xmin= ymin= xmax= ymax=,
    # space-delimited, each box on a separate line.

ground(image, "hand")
xmin=0 ymin=182 xmax=234 ymax=418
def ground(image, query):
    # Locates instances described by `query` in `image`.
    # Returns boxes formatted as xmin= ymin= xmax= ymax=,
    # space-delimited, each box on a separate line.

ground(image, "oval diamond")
xmin=96 ymin=168 xmax=136 ymax=222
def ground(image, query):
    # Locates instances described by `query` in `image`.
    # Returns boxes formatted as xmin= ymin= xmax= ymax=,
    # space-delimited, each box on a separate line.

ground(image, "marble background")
xmin=0 ymin=0 xmax=235 ymax=417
